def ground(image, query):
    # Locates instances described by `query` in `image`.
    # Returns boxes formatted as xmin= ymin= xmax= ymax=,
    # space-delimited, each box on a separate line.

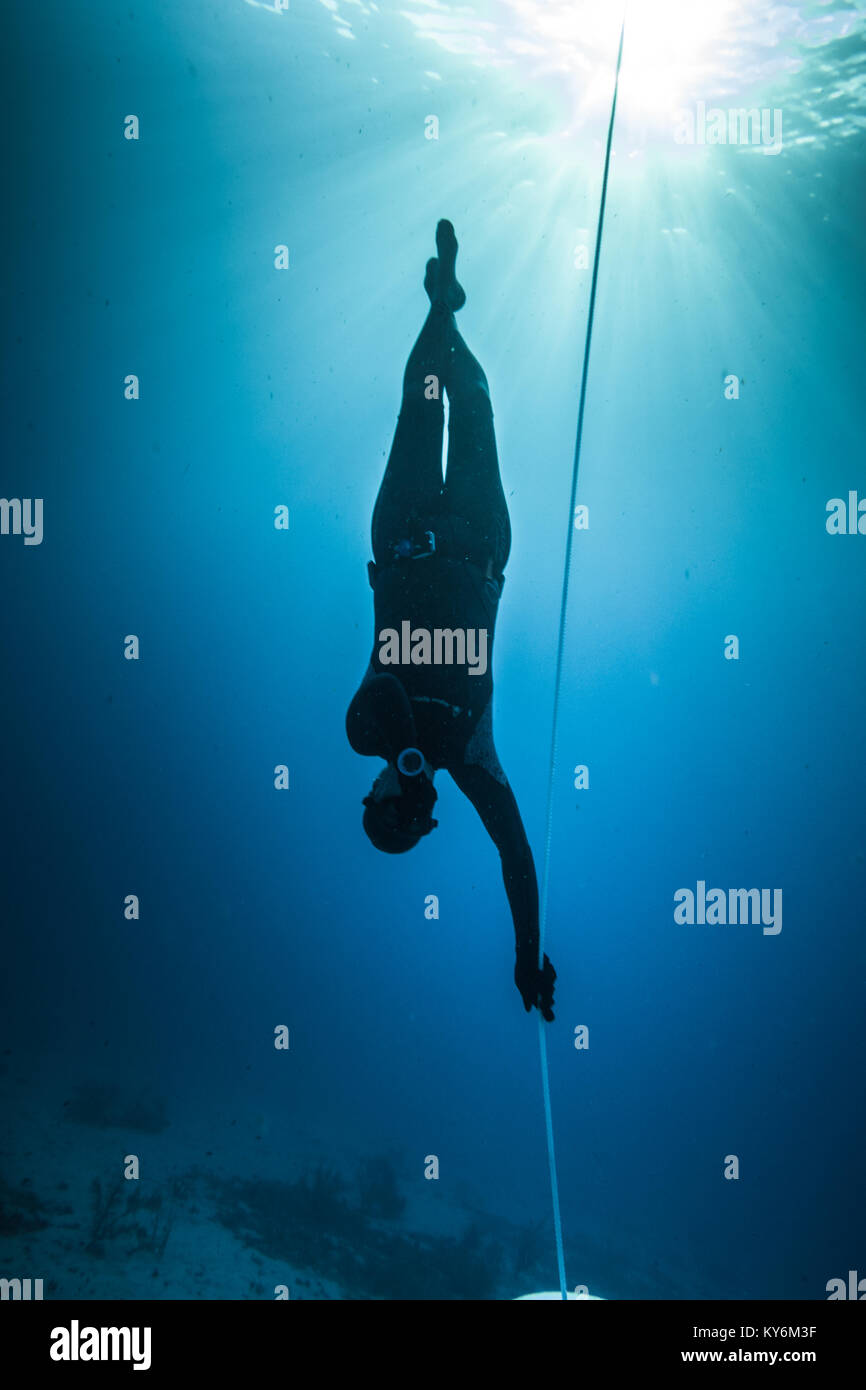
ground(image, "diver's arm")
xmin=346 ymin=672 xmax=417 ymax=762
xmin=450 ymin=760 xmax=555 ymax=1020
xmin=450 ymin=762 xmax=538 ymax=949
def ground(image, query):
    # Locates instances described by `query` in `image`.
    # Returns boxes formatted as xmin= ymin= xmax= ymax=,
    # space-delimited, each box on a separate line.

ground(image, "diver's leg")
xmin=371 ymin=302 xmax=448 ymax=566
xmin=442 ymin=320 xmax=511 ymax=577
xmin=429 ymin=220 xmax=511 ymax=575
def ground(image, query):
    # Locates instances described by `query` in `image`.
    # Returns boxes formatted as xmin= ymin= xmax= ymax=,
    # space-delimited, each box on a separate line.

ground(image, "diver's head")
xmin=362 ymin=756 xmax=438 ymax=854
xmin=362 ymin=796 xmax=425 ymax=853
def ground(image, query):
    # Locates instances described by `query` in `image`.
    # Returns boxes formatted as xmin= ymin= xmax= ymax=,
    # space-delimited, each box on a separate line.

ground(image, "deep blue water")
xmin=2 ymin=0 xmax=865 ymax=1300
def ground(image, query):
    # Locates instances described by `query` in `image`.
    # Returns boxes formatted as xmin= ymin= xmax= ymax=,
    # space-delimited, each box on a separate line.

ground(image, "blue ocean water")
xmin=2 ymin=0 xmax=865 ymax=1301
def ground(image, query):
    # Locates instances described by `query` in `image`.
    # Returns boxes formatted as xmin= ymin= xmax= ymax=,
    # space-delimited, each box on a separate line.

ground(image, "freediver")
xmin=346 ymin=220 xmax=556 ymax=1022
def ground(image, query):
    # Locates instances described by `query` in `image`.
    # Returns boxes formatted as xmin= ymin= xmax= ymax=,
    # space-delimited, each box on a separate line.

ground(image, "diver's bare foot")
xmin=426 ymin=219 xmax=465 ymax=310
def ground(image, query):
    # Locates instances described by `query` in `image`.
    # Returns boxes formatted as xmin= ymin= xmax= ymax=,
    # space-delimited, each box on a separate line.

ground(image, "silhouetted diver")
xmin=347 ymin=220 xmax=556 ymax=1021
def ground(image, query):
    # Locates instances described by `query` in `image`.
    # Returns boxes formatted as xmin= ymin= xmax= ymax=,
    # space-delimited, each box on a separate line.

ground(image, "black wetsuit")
xmin=347 ymin=516 xmax=540 ymax=962
xmin=347 ymin=296 xmax=543 ymax=975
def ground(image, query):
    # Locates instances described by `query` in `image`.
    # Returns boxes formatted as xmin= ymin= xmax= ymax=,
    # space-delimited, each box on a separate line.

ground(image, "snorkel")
xmin=396 ymin=746 xmax=426 ymax=777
